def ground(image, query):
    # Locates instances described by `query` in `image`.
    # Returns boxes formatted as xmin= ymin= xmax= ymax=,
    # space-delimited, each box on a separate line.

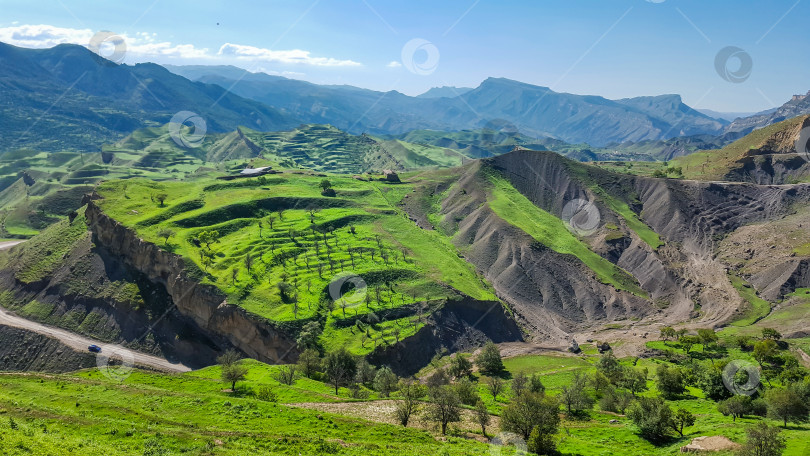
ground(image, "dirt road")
xmin=0 ymin=306 xmax=191 ymax=373
xmin=0 ymin=241 xmax=25 ymax=251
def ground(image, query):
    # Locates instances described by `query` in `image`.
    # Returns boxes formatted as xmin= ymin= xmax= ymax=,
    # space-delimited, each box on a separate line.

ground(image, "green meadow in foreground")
xmin=0 ymin=338 xmax=808 ymax=456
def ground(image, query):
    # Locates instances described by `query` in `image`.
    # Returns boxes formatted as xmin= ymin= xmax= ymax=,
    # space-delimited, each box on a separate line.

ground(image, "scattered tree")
xmin=276 ymin=364 xmax=297 ymax=385
xmin=761 ymin=328 xmax=782 ymax=341
xmin=486 ymin=376 xmax=504 ymax=401
xmin=324 ymin=348 xmax=357 ymax=395
xmin=656 ymin=364 xmax=686 ymax=399
xmin=660 ymin=326 xmax=677 ymax=341
xmin=198 ymin=230 xmax=220 ymax=250
xmin=296 ymin=321 xmax=322 ymax=349
xmin=754 ymin=340 xmax=779 ymax=369
xmin=560 ymin=370 xmax=594 ymax=414
xmin=476 ymin=342 xmax=505 ymax=375
xmin=500 ymin=392 xmax=560 ymax=441
xmin=448 ymin=354 xmax=473 ymax=379
xmin=297 ymin=348 xmax=321 ymax=378
xmin=395 ymin=380 xmax=426 ymax=427
xmin=153 ymin=193 xmax=168 ymax=206
xmin=511 ymin=371 xmax=529 ymax=397
xmin=425 ymin=385 xmax=462 ymax=435
xmin=475 ymin=399 xmax=491 ymax=438
xmin=697 ymin=328 xmax=718 ymax=347
xmin=718 ymin=395 xmax=752 ymax=422
xmin=453 ymin=377 xmax=479 ymax=406
xmin=679 ymin=335 xmax=701 ymax=355
xmin=221 ymin=360 xmax=248 ymax=392
xmin=627 ymin=396 xmax=674 ymax=441
xmin=244 ymin=253 xmax=254 ymax=274
xmin=373 ymin=366 xmax=398 ymax=397
xmin=156 ymin=228 xmax=175 ymax=245
xmin=738 ymin=422 xmax=786 ymax=456
xmin=766 ymin=386 xmax=809 ymax=428
xmin=671 ymin=408 xmax=695 ymax=437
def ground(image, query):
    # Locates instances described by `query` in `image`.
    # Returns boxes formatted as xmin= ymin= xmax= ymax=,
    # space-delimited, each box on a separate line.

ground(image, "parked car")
xmin=88 ymin=345 xmax=101 ymax=353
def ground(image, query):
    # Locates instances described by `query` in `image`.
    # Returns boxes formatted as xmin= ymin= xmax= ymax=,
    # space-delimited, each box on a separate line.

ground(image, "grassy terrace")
xmin=483 ymin=168 xmax=646 ymax=296
xmin=94 ymin=171 xmax=494 ymax=353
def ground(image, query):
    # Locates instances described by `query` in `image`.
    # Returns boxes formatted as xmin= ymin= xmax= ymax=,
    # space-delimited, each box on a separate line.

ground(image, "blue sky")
xmin=1 ymin=0 xmax=807 ymax=112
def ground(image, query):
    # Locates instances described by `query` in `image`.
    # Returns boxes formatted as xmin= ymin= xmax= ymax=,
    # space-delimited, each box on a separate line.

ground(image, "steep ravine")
xmin=85 ymin=201 xmax=301 ymax=364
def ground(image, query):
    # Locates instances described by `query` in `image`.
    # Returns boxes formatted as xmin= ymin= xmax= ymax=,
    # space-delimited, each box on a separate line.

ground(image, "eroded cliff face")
xmin=85 ymin=201 xmax=300 ymax=364
xmin=368 ymin=297 xmax=523 ymax=376
xmin=433 ymin=150 xmax=810 ymax=343
xmin=439 ymin=160 xmax=654 ymax=343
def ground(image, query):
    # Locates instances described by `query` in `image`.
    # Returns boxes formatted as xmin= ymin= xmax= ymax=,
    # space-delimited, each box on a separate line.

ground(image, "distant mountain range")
xmin=0 ymin=43 xmax=297 ymax=152
xmin=696 ymin=108 xmax=761 ymax=122
xmin=416 ymin=86 xmax=473 ymax=98
xmin=725 ymin=91 xmax=810 ymax=136
xmin=3 ymin=42 xmax=810 ymax=157
xmin=166 ymin=65 xmax=726 ymax=147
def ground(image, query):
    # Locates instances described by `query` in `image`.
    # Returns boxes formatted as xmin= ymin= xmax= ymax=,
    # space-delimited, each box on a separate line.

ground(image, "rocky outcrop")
xmin=0 ymin=325 xmax=95 ymax=372
xmin=367 ymin=297 xmax=522 ymax=376
xmin=84 ymin=201 xmax=300 ymax=364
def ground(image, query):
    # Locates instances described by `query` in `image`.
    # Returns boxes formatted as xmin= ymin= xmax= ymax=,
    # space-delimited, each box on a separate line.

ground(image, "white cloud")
xmin=0 ymin=24 xmax=209 ymax=60
xmin=0 ymin=24 xmax=94 ymax=48
xmin=0 ymin=25 xmax=361 ymax=67
xmin=218 ymin=43 xmax=361 ymax=67
xmin=387 ymin=60 xmax=402 ymax=68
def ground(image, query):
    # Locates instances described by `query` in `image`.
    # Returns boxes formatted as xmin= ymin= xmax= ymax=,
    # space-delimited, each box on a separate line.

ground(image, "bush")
xmin=256 ymin=386 xmax=278 ymax=402
xmin=453 ymin=377 xmax=479 ymax=406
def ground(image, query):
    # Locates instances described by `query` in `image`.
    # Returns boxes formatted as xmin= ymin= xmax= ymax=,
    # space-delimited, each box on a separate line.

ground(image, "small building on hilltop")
xmin=382 ymin=169 xmax=400 ymax=183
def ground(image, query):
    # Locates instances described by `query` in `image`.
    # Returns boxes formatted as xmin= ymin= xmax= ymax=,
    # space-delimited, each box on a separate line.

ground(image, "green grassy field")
xmin=1 ymin=344 xmax=808 ymax=456
xmin=93 ymin=170 xmax=494 ymax=355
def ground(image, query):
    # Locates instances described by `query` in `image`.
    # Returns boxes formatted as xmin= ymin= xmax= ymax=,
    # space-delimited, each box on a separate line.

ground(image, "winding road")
xmin=0 ymin=240 xmax=191 ymax=373
xmin=0 ymin=306 xmax=191 ymax=372
xmin=0 ymin=241 xmax=25 ymax=251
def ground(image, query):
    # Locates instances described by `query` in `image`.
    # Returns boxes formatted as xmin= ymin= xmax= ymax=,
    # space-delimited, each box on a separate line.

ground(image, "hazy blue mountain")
xmin=416 ymin=86 xmax=473 ymax=98
xmin=725 ymin=91 xmax=810 ymax=135
xmin=0 ymin=43 xmax=297 ymax=152
xmin=167 ymin=65 xmax=725 ymax=147
xmin=696 ymin=109 xmax=758 ymax=123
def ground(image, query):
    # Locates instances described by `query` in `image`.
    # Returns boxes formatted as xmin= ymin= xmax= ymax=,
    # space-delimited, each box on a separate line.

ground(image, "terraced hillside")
xmin=0 ymin=124 xmax=469 ymax=238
